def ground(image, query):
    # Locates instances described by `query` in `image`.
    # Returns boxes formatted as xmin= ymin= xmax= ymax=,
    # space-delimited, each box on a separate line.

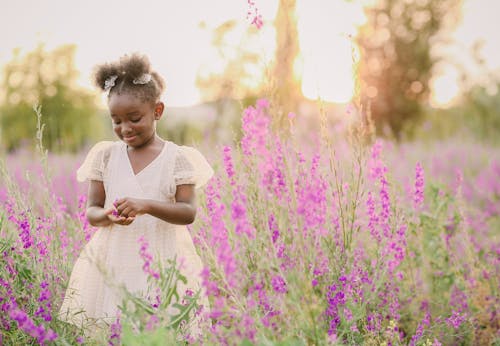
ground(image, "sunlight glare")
xmin=430 ymin=67 xmax=460 ymax=108
xmin=296 ymin=0 xmax=365 ymax=103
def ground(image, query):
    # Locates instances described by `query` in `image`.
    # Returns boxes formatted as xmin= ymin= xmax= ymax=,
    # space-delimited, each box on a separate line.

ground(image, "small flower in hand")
xmin=106 ymin=199 xmax=135 ymax=226
xmin=112 ymin=199 xmax=120 ymax=217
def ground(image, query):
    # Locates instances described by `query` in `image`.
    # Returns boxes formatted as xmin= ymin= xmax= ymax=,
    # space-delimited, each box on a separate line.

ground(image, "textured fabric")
xmin=59 ymin=140 xmax=212 ymax=334
xmin=175 ymin=146 xmax=214 ymax=188
xmin=76 ymin=141 xmax=114 ymax=182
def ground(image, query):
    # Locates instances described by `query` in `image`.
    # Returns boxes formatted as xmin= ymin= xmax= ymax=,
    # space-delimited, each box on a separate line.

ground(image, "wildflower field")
xmin=0 ymin=100 xmax=499 ymax=345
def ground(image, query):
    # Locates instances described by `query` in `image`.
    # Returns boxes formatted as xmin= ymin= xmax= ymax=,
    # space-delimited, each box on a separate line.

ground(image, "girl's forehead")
xmin=108 ymin=92 xmax=152 ymax=111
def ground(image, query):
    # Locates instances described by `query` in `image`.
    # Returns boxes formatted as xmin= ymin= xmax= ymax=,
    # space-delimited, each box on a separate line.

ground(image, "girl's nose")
xmin=121 ymin=123 xmax=133 ymax=134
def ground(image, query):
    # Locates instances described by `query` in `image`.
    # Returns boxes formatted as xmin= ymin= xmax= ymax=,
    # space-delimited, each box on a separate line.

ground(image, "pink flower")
xmin=247 ymin=0 xmax=263 ymax=29
xmin=366 ymin=191 xmax=380 ymax=242
xmin=108 ymin=313 xmax=121 ymax=346
xmin=222 ymin=146 xmax=236 ymax=184
xmin=205 ymin=181 xmax=239 ymax=289
xmin=9 ymin=308 xmax=57 ymax=344
xmin=446 ymin=310 xmax=467 ymax=330
xmin=271 ymin=275 xmax=287 ymax=294
xmin=241 ymin=99 xmax=270 ymax=159
xmin=137 ymin=236 xmax=160 ymax=280
xmin=112 ymin=199 xmax=120 ymax=217
xmin=414 ymin=162 xmax=424 ymax=209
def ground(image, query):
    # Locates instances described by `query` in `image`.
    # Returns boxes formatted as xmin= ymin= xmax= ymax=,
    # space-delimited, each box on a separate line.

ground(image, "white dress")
xmin=59 ymin=140 xmax=213 ymax=330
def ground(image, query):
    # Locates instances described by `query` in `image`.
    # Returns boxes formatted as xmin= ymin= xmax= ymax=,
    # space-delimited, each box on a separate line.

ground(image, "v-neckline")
xmin=124 ymin=141 xmax=167 ymax=176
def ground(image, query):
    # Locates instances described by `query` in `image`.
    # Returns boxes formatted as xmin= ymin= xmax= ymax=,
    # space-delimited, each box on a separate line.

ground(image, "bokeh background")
xmin=1 ymin=0 xmax=499 ymax=152
xmin=1 ymin=1 xmax=500 ymax=345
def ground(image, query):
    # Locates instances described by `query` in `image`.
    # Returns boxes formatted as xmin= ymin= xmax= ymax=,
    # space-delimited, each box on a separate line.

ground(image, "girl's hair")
xmin=93 ymin=53 xmax=166 ymax=104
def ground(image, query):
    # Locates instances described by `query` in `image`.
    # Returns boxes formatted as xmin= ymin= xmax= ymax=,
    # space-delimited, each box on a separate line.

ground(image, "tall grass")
xmin=0 ymin=100 xmax=499 ymax=345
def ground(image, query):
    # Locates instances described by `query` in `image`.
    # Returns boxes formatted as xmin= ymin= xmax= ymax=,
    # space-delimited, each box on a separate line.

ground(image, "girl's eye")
xmin=131 ymin=117 xmax=141 ymax=123
xmin=113 ymin=121 xmax=121 ymax=125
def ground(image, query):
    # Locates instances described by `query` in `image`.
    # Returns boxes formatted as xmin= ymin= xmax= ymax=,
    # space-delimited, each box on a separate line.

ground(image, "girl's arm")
xmin=114 ymin=184 xmax=197 ymax=225
xmin=86 ymin=180 xmax=134 ymax=226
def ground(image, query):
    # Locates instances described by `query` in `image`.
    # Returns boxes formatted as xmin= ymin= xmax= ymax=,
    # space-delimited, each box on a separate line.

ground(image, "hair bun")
xmin=92 ymin=53 xmax=165 ymax=102
xmin=119 ymin=53 xmax=151 ymax=81
xmin=93 ymin=63 xmax=120 ymax=91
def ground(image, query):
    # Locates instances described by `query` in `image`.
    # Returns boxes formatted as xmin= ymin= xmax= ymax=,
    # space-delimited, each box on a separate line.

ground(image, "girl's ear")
xmin=154 ymin=102 xmax=165 ymax=120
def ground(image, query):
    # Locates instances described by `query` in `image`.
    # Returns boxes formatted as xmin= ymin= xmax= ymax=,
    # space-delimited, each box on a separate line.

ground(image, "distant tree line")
xmin=0 ymin=44 xmax=104 ymax=152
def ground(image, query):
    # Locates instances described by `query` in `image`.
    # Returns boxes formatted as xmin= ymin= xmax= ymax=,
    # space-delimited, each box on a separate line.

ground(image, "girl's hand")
xmin=114 ymin=197 xmax=148 ymax=218
xmin=104 ymin=207 xmax=135 ymax=226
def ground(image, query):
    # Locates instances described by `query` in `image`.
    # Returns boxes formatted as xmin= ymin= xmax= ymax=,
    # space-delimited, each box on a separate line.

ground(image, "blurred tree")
xmin=196 ymin=20 xmax=266 ymax=141
xmin=458 ymin=43 xmax=500 ymax=141
xmin=357 ymin=0 xmax=461 ymax=139
xmin=197 ymin=0 xmax=302 ymax=135
xmin=0 ymin=44 xmax=103 ymax=152
xmin=418 ymin=44 xmax=500 ymax=143
xmin=460 ymin=83 xmax=500 ymax=142
xmin=196 ymin=20 xmax=265 ymax=104
xmin=272 ymin=0 xmax=301 ymax=128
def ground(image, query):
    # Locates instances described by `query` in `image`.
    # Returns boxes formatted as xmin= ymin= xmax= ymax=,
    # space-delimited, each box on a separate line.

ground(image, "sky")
xmin=1 ymin=0 xmax=499 ymax=107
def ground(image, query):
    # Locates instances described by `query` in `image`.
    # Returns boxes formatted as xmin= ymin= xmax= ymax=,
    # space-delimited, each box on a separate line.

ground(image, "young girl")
xmin=59 ymin=54 xmax=213 ymax=333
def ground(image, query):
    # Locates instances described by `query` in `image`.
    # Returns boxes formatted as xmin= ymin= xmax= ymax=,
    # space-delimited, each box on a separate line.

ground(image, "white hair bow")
xmin=103 ymin=73 xmax=151 ymax=93
xmin=133 ymin=73 xmax=152 ymax=85
xmin=104 ymin=75 xmax=118 ymax=92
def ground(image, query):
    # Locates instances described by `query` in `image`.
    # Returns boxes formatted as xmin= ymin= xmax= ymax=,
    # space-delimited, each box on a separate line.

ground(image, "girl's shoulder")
xmin=89 ymin=140 xmax=121 ymax=153
xmin=171 ymin=143 xmax=214 ymax=189
xmin=85 ymin=140 xmax=122 ymax=162
xmin=76 ymin=141 xmax=121 ymax=182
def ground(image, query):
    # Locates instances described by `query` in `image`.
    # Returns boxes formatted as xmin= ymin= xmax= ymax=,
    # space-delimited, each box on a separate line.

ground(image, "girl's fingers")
xmin=114 ymin=198 xmax=130 ymax=209
xmin=110 ymin=216 xmax=135 ymax=225
xmin=107 ymin=215 xmax=119 ymax=223
xmin=121 ymin=207 xmax=132 ymax=217
xmin=124 ymin=208 xmax=138 ymax=218
xmin=119 ymin=217 xmax=135 ymax=225
xmin=117 ymin=204 xmax=132 ymax=216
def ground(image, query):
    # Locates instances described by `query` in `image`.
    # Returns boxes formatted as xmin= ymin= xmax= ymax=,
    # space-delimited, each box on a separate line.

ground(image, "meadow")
xmin=0 ymin=99 xmax=499 ymax=345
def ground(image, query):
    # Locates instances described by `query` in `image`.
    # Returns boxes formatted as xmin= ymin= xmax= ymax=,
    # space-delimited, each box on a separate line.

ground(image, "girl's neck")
xmin=127 ymin=134 xmax=163 ymax=151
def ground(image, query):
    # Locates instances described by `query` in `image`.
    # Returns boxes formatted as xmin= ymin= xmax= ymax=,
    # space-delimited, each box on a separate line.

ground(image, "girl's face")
xmin=108 ymin=93 xmax=163 ymax=148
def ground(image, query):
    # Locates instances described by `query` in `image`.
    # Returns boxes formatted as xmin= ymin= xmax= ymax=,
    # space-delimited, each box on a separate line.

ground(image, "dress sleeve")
xmin=76 ymin=141 xmax=114 ymax=182
xmin=173 ymin=146 xmax=214 ymax=189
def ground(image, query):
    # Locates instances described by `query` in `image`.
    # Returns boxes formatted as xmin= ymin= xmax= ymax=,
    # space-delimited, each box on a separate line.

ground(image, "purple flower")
xmin=19 ymin=217 xmax=33 ymax=249
xmin=9 ymin=308 xmax=57 ymax=344
xmin=138 ymin=236 xmax=160 ymax=280
xmin=410 ymin=309 xmax=430 ymax=346
xmin=366 ymin=191 xmax=380 ymax=242
xmin=111 ymin=199 xmax=120 ymax=217
xmin=241 ymin=99 xmax=270 ymax=158
xmin=108 ymin=313 xmax=121 ymax=346
xmin=205 ymin=181 xmax=239 ymax=289
xmin=267 ymin=214 xmax=280 ymax=244
xmin=230 ymin=187 xmax=255 ymax=239
xmin=271 ymin=275 xmax=287 ymax=294
xmin=201 ymin=267 xmax=219 ymax=296
xmin=414 ymin=162 xmax=425 ymax=209
xmin=446 ymin=310 xmax=467 ymax=330
xmin=223 ymin=146 xmax=236 ymax=184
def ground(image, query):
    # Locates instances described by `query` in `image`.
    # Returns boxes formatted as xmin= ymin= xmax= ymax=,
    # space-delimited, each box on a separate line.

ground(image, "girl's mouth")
xmin=123 ymin=135 xmax=137 ymax=142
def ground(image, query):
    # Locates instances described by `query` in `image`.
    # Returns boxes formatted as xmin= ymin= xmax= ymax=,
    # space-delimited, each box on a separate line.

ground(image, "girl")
xmin=59 ymin=54 xmax=213 ymax=334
